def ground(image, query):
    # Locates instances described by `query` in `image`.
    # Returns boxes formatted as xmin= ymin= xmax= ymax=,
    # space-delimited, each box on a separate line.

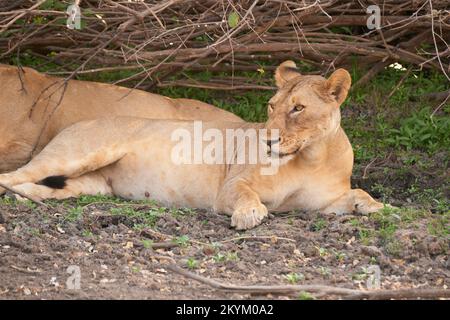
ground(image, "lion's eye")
xmin=291 ymin=104 xmax=305 ymax=114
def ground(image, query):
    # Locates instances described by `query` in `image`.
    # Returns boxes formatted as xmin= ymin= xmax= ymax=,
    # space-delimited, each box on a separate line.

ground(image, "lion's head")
xmin=265 ymin=60 xmax=351 ymax=158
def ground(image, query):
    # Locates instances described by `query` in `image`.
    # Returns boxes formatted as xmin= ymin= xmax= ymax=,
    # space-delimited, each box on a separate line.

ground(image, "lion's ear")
xmin=275 ymin=60 xmax=301 ymax=88
xmin=326 ymin=69 xmax=351 ymax=105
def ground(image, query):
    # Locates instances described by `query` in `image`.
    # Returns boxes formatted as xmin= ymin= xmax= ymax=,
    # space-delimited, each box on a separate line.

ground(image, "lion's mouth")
xmin=267 ymin=147 xmax=300 ymax=158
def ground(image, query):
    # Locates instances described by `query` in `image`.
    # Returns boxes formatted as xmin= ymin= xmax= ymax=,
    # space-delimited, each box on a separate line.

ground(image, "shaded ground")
xmin=0 ymin=161 xmax=448 ymax=299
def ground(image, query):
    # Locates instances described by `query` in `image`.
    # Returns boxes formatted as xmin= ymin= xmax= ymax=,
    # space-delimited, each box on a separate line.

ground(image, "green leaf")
xmin=41 ymin=0 xmax=67 ymax=11
xmin=228 ymin=11 xmax=240 ymax=28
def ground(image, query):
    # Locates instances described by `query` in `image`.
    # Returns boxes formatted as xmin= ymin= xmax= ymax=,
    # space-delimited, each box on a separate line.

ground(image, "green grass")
xmin=315 ymin=246 xmax=329 ymax=258
xmin=58 ymin=194 xmax=196 ymax=230
xmin=283 ymin=272 xmax=304 ymax=284
xmin=333 ymin=250 xmax=347 ymax=263
xmin=348 ymin=205 xmax=449 ymax=256
xmin=385 ymin=107 xmax=449 ymax=153
xmin=213 ymin=251 xmax=239 ymax=263
xmin=298 ymin=292 xmax=315 ymax=300
xmin=427 ymin=215 xmax=449 ymax=238
xmin=40 ymin=0 xmax=68 ymax=11
xmin=28 ymin=227 xmax=41 ymax=237
xmin=81 ymin=229 xmax=94 ymax=238
xmin=311 ymin=218 xmax=328 ymax=232
xmin=141 ymin=239 xmax=154 ymax=249
xmin=186 ymin=258 xmax=199 ymax=270
xmin=65 ymin=207 xmax=83 ymax=222
xmin=173 ymin=235 xmax=190 ymax=247
xmin=109 ymin=206 xmax=162 ymax=229
xmin=47 ymin=194 xmax=197 ymax=230
xmin=0 ymin=196 xmax=15 ymax=206
xmin=342 ymin=63 xmax=449 ymax=163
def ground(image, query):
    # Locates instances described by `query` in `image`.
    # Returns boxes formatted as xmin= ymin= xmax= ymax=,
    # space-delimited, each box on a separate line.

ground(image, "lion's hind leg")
xmin=11 ymin=171 xmax=112 ymax=201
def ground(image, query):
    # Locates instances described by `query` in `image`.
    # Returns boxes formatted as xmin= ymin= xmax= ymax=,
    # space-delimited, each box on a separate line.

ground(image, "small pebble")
xmin=361 ymin=245 xmax=383 ymax=257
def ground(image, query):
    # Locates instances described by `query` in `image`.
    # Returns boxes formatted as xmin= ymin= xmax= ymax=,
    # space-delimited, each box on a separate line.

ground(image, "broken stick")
xmin=167 ymin=264 xmax=450 ymax=300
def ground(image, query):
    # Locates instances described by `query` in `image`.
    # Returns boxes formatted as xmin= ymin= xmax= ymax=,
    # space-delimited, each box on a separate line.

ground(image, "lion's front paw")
xmin=356 ymin=200 xmax=385 ymax=215
xmin=231 ymin=203 xmax=268 ymax=230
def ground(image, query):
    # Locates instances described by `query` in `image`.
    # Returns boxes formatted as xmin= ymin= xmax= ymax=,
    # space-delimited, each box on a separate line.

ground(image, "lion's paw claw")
xmin=231 ymin=203 xmax=268 ymax=230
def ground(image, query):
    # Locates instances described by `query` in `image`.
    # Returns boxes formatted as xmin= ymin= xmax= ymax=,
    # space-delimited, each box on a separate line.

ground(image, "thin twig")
xmin=382 ymin=67 xmax=412 ymax=105
xmin=431 ymin=91 xmax=450 ymax=117
xmin=167 ymin=264 xmax=450 ymax=299
xmin=0 ymin=0 xmax=47 ymax=33
xmin=220 ymin=235 xmax=296 ymax=243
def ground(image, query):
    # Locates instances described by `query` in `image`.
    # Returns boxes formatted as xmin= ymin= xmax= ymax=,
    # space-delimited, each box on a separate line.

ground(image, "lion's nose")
xmin=265 ymin=137 xmax=280 ymax=148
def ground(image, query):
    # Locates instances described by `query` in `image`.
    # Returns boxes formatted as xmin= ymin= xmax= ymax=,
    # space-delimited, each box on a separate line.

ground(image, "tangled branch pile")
xmin=0 ymin=0 xmax=449 ymax=90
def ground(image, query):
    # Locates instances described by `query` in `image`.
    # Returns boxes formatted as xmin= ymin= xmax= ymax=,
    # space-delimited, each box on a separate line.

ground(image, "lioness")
xmin=0 ymin=64 xmax=241 ymax=173
xmin=0 ymin=61 xmax=385 ymax=230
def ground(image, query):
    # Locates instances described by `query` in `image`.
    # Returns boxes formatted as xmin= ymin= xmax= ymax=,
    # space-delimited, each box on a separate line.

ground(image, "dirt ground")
xmin=0 ymin=160 xmax=448 ymax=300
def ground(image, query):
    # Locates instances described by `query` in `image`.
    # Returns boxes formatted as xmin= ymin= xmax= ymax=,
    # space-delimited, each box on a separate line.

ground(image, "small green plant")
xmin=298 ymin=292 xmax=315 ymax=300
xmin=225 ymin=252 xmax=239 ymax=261
xmin=170 ymin=207 xmax=196 ymax=218
xmin=213 ymin=251 xmax=239 ymax=263
xmin=110 ymin=206 xmax=161 ymax=228
xmin=22 ymin=201 xmax=37 ymax=210
xmin=333 ymin=250 xmax=347 ymax=263
xmin=142 ymin=239 xmax=154 ymax=249
xmin=283 ymin=272 xmax=304 ymax=284
xmin=414 ymin=188 xmax=449 ymax=213
xmin=29 ymin=227 xmax=41 ymax=237
xmin=174 ymin=235 xmax=190 ymax=247
xmin=213 ymin=253 xmax=226 ymax=263
xmin=427 ymin=215 xmax=449 ymax=238
xmin=131 ymin=266 xmax=141 ymax=273
xmin=319 ymin=266 xmax=331 ymax=277
xmin=384 ymin=239 xmax=403 ymax=257
xmin=65 ymin=207 xmax=83 ymax=222
xmin=371 ymin=183 xmax=394 ymax=202
xmin=227 ymin=11 xmax=240 ymax=28
xmin=352 ymin=267 xmax=371 ymax=281
xmin=311 ymin=218 xmax=327 ymax=231
xmin=77 ymin=194 xmax=116 ymax=205
xmin=0 ymin=196 xmax=15 ymax=206
xmin=315 ymin=246 xmax=328 ymax=258
xmin=370 ymin=206 xmax=400 ymax=239
xmin=349 ymin=218 xmax=374 ymax=245
xmin=81 ymin=230 xmax=93 ymax=237
xmin=358 ymin=228 xmax=374 ymax=245
xmin=186 ymin=258 xmax=199 ymax=270
xmin=40 ymin=0 xmax=68 ymax=11
xmin=385 ymin=108 xmax=449 ymax=153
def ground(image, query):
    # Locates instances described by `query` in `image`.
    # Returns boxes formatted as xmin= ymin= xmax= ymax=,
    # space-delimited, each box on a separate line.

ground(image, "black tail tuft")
xmin=38 ymin=175 xmax=67 ymax=189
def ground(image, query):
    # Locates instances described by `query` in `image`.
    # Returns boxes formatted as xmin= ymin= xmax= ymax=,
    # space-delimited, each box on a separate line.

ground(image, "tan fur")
xmin=0 ymin=61 xmax=385 ymax=230
xmin=0 ymin=64 xmax=242 ymax=173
